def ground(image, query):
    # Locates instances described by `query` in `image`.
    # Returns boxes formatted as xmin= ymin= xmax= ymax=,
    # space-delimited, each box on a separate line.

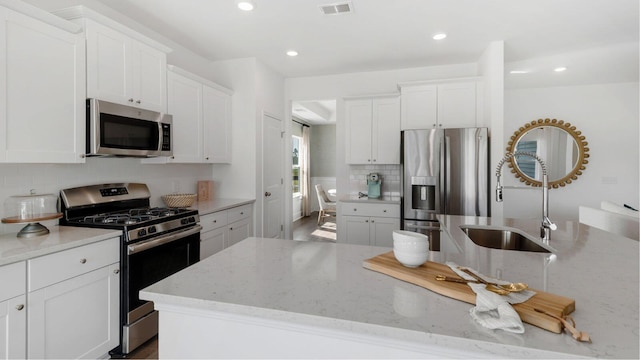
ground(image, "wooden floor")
xmin=111 ymin=212 xmax=333 ymax=360
xmin=293 ymin=211 xmax=337 ymax=242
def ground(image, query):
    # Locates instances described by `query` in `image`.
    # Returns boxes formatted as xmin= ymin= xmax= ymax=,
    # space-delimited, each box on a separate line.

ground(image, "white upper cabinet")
xmin=145 ymin=66 xmax=232 ymax=164
xmin=0 ymin=6 xmax=86 ymax=163
xmin=345 ymin=95 xmax=400 ymax=165
xmin=400 ymin=79 xmax=481 ymax=130
xmin=85 ymin=18 xmax=167 ymax=112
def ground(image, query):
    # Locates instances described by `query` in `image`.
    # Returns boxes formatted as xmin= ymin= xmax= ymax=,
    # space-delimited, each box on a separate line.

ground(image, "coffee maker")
xmin=366 ymin=173 xmax=382 ymax=199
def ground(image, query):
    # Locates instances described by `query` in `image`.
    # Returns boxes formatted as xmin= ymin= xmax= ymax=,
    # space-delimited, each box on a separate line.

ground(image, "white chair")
xmin=315 ymin=184 xmax=336 ymax=225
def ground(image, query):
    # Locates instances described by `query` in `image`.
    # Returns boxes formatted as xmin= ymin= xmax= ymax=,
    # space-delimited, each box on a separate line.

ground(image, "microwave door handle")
xmin=157 ymin=122 xmax=163 ymax=151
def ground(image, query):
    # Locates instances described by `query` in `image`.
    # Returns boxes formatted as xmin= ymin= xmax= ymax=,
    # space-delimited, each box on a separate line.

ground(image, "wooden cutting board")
xmin=363 ymin=251 xmax=575 ymax=334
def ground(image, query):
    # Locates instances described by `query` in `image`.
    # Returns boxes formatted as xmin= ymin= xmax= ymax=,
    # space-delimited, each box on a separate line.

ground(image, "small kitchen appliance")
xmin=59 ymin=183 xmax=200 ymax=356
xmin=1 ymin=191 xmax=62 ymax=237
xmin=367 ymin=173 xmax=382 ymax=199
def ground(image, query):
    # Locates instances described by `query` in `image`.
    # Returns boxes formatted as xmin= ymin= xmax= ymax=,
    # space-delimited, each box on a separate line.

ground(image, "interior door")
xmin=262 ymin=113 xmax=283 ymax=238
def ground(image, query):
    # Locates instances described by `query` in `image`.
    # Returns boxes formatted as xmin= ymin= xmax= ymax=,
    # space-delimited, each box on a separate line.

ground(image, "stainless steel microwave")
xmin=86 ymin=98 xmax=172 ymax=157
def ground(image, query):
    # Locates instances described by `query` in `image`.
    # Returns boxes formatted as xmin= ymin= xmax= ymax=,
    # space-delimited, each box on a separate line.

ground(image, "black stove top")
xmin=59 ymin=183 xmax=200 ymax=242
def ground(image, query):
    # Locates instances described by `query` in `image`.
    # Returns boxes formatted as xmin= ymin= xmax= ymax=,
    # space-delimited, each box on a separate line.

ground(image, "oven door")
xmin=122 ymin=225 xmax=201 ymax=353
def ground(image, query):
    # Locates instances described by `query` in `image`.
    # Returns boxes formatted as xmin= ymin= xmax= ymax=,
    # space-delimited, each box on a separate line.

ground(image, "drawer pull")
xmin=240 ymin=212 xmax=244 ymax=215
xmin=353 ymin=208 xmax=357 ymax=211
xmin=213 ymin=220 xmax=217 ymax=223
xmin=80 ymin=258 xmax=87 ymax=264
xmin=383 ymin=209 xmax=387 ymax=212
xmin=15 ymin=304 xmax=24 ymax=311
xmin=113 ymin=269 xmax=120 ymax=274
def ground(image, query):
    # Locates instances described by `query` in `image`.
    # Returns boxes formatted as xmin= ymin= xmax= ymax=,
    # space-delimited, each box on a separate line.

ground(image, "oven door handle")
xmin=127 ymin=225 xmax=202 ymax=255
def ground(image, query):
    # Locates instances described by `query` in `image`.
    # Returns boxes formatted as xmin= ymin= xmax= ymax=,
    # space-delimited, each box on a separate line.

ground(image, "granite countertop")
xmin=140 ymin=217 xmax=639 ymax=358
xmin=192 ymin=198 xmax=255 ymax=215
xmin=0 ymin=226 xmax=121 ymax=266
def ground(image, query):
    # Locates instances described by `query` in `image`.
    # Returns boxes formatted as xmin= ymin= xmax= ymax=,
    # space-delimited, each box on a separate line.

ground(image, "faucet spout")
xmin=495 ymin=152 xmax=556 ymax=243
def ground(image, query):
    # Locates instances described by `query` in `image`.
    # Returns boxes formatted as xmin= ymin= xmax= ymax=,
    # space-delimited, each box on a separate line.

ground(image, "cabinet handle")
xmin=205 ymin=157 xmax=209 ymax=160
xmin=230 ymin=227 xmax=233 ymax=230
xmin=113 ymin=269 xmax=120 ymax=274
xmin=365 ymin=220 xmax=369 ymax=223
xmin=371 ymin=220 xmax=375 ymax=223
xmin=80 ymin=258 xmax=87 ymax=264
xmin=383 ymin=209 xmax=387 ymax=213
xmin=136 ymin=100 xmax=141 ymax=104
xmin=15 ymin=304 xmax=24 ymax=311
xmin=80 ymin=154 xmax=85 ymax=158
xmin=213 ymin=220 xmax=217 ymax=223
xmin=367 ymin=159 xmax=371 ymax=162
xmin=240 ymin=212 xmax=244 ymax=215
xmin=265 ymin=192 xmax=271 ymax=197
xmin=128 ymin=98 xmax=134 ymax=102
xmin=373 ymin=159 xmax=376 ymax=162
xmin=433 ymin=124 xmax=437 ymax=127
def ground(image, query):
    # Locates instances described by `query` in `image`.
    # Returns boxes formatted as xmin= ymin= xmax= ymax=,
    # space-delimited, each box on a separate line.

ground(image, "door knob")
xmin=265 ymin=192 xmax=272 ymax=197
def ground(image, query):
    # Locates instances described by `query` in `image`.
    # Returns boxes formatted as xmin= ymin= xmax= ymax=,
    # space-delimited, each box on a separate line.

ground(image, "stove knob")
xmin=138 ymin=229 xmax=147 ymax=237
xmin=181 ymin=218 xmax=188 ymax=225
xmin=188 ymin=217 xmax=196 ymax=223
xmin=148 ymin=226 xmax=157 ymax=234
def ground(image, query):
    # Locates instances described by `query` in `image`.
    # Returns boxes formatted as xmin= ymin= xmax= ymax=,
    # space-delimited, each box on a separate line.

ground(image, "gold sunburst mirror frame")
xmin=507 ymin=118 xmax=589 ymax=188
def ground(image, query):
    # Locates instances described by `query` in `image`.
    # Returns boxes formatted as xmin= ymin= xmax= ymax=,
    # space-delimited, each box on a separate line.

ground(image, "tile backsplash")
xmin=0 ymin=158 xmax=213 ymax=235
xmin=348 ymin=164 xmax=401 ymax=196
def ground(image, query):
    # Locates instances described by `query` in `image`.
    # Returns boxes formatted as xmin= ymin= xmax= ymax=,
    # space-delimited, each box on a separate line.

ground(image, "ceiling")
xmin=26 ymin=0 xmax=640 ymax=123
xmin=76 ymin=0 xmax=639 ymax=83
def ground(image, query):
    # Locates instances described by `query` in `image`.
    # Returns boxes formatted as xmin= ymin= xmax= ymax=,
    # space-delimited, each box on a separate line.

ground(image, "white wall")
xmin=310 ymin=124 xmax=336 ymax=178
xmin=0 ymin=159 xmax=213 ymax=234
xmin=503 ymin=82 xmax=639 ymax=221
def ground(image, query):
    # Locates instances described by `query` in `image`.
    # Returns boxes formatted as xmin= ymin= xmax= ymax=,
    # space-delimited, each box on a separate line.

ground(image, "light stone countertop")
xmin=338 ymin=195 xmax=401 ymax=204
xmin=0 ymin=226 xmax=121 ymax=266
xmin=140 ymin=216 xmax=639 ymax=359
xmin=191 ymin=198 xmax=255 ymax=216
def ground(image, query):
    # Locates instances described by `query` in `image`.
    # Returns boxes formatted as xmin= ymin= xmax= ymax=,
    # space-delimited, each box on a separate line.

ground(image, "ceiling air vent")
xmin=319 ymin=1 xmax=353 ymax=15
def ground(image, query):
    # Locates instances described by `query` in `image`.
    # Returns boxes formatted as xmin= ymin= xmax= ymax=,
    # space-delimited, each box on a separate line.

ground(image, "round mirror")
xmin=506 ymin=118 xmax=589 ymax=188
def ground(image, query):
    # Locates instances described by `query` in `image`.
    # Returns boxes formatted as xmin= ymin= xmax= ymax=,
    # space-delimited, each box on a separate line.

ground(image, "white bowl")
xmin=393 ymin=249 xmax=428 ymax=268
xmin=392 ymin=230 xmax=429 ymax=252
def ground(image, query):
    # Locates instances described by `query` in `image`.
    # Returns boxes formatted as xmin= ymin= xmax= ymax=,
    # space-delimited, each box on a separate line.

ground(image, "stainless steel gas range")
xmin=59 ymin=183 xmax=201 ymax=356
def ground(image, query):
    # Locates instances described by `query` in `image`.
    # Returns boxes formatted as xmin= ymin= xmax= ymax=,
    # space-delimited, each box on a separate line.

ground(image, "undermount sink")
xmin=460 ymin=225 xmax=551 ymax=253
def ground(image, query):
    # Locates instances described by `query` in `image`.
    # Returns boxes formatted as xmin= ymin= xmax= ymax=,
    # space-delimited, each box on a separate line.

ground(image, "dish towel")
xmin=446 ymin=262 xmax=537 ymax=334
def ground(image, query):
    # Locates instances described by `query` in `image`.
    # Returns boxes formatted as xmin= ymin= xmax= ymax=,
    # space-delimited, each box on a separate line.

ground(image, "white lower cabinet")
xmin=26 ymin=238 xmax=120 ymax=359
xmin=200 ymin=204 xmax=253 ymax=259
xmin=338 ymin=203 xmax=400 ymax=246
xmin=0 ymin=261 xmax=26 ymax=360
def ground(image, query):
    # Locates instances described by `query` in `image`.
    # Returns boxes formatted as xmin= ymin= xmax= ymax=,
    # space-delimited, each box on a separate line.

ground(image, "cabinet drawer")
xmin=28 ymin=238 xmax=119 ymax=292
xmin=227 ymin=204 xmax=252 ymax=224
xmin=0 ymin=261 xmax=25 ymax=301
xmin=200 ymin=211 xmax=228 ymax=232
xmin=340 ymin=203 xmax=400 ymax=218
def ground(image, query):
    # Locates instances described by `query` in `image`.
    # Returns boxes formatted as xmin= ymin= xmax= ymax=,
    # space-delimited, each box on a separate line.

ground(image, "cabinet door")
xmin=0 ymin=9 xmax=85 ymax=163
xmin=201 ymin=227 xmax=226 ymax=260
xmin=227 ymin=217 xmax=252 ymax=248
xmin=342 ymin=216 xmax=371 ymax=245
xmin=202 ymin=85 xmax=232 ymax=163
xmin=0 ymin=295 xmax=26 ymax=360
xmin=28 ymin=264 xmax=120 ymax=359
xmin=132 ymin=41 xmax=167 ymax=112
xmin=437 ymin=82 xmax=477 ymax=128
xmin=370 ymin=217 xmax=400 ymax=247
xmin=85 ymin=18 xmax=132 ymax=105
xmin=345 ymin=99 xmax=373 ymax=164
xmin=167 ymin=71 xmax=203 ymax=163
xmin=372 ymin=97 xmax=400 ymax=164
xmin=400 ymin=85 xmax=437 ymax=130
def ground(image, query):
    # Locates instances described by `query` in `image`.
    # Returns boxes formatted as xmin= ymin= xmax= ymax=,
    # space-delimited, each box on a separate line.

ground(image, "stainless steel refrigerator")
xmin=401 ymin=128 xmax=489 ymax=250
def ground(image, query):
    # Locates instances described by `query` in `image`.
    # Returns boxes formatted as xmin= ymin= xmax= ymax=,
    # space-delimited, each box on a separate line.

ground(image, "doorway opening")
xmin=291 ymin=100 xmax=337 ymax=242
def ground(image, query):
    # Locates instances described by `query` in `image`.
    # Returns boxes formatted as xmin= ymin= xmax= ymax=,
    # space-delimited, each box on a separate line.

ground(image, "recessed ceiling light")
xmin=432 ymin=33 xmax=447 ymax=40
xmin=510 ymin=70 xmax=530 ymax=74
xmin=237 ymin=1 xmax=255 ymax=11
xmin=554 ymin=67 xmax=567 ymax=72
xmin=287 ymin=50 xmax=298 ymax=57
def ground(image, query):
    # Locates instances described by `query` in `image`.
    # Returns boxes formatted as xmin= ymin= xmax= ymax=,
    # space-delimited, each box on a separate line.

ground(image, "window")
xmin=292 ymin=136 xmax=301 ymax=195
xmin=516 ymin=141 xmax=538 ymax=178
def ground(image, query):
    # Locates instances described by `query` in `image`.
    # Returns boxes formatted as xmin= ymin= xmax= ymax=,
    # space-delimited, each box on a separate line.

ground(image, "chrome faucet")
xmin=495 ymin=152 xmax=557 ymax=243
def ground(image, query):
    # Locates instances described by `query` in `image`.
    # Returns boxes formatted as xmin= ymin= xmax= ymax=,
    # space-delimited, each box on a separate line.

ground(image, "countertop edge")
xmin=193 ymin=198 xmax=256 ymax=215
xmin=0 ymin=226 xmax=121 ymax=266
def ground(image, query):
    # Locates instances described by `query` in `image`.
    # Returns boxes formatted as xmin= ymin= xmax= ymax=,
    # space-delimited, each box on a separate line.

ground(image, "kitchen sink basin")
xmin=460 ymin=226 xmax=551 ymax=253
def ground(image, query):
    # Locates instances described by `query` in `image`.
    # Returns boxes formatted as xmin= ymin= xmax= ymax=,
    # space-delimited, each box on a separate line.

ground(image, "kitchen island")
xmin=140 ymin=216 xmax=639 ymax=359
